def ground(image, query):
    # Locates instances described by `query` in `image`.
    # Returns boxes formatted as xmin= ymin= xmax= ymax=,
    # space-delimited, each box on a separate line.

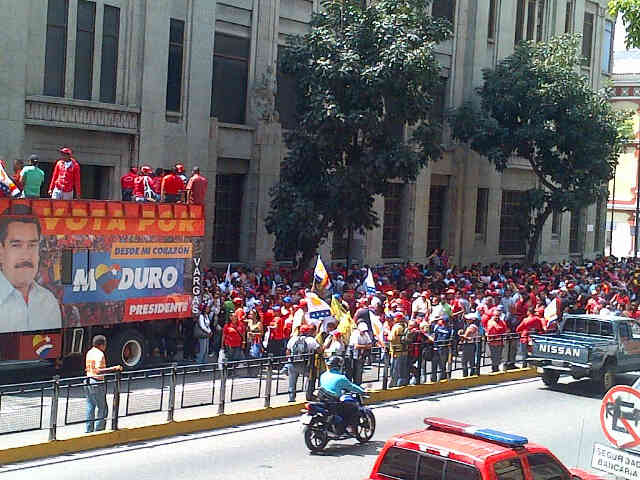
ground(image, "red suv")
xmin=366 ymin=417 xmax=605 ymax=480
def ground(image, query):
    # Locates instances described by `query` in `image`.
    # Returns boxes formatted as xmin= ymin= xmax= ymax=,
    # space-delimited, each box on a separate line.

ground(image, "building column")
xmin=0 ymin=0 xmax=29 ymax=166
xmin=138 ymin=0 xmax=170 ymax=170
xmin=411 ymin=167 xmax=431 ymax=265
xmin=241 ymin=0 xmax=280 ymax=265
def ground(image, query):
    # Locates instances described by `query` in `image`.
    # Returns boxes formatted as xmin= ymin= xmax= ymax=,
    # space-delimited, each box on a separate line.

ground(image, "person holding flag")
xmin=0 ymin=159 xmax=21 ymax=198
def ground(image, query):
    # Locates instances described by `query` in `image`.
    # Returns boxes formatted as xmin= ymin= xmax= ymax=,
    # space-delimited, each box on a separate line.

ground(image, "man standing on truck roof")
xmin=49 ymin=147 xmax=81 ymax=200
xmin=0 ymin=205 xmax=61 ymax=333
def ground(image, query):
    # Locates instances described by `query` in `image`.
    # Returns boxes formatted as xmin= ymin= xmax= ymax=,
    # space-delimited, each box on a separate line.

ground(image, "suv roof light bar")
xmin=424 ymin=417 xmax=529 ymax=448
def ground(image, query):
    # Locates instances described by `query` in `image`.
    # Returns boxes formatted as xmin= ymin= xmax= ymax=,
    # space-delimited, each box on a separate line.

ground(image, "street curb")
xmin=0 ymin=368 xmax=538 ymax=465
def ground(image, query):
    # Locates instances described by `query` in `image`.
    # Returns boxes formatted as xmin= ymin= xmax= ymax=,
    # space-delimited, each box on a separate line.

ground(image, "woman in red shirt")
xmin=222 ymin=315 xmax=244 ymax=361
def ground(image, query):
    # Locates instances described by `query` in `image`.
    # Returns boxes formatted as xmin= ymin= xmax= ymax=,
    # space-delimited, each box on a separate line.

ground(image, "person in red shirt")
xmin=12 ymin=159 xmax=24 ymax=192
xmin=120 ymin=167 xmax=137 ymax=201
xmin=516 ymin=306 xmax=544 ymax=367
xmin=49 ymin=147 xmax=81 ymax=199
xmin=186 ymin=166 xmax=209 ymax=205
xmin=133 ymin=165 xmax=155 ymax=202
xmin=222 ymin=315 xmax=244 ymax=361
xmin=152 ymin=168 xmax=163 ymax=197
xmin=267 ymin=312 xmax=285 ymax=357
xmin=161 ymin=166 xmax=186 ymax=203
xmin=486 ymin=311 xmax=507 ymax=372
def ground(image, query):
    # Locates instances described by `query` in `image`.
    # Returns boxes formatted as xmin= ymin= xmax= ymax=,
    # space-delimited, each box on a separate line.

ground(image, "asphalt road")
xmin=0 ymin=373 xmax=631 ymax=480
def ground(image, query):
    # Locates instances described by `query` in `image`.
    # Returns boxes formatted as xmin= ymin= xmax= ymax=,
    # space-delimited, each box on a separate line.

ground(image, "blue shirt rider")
xmin=319 ymin=356 xmax=365 ymax=432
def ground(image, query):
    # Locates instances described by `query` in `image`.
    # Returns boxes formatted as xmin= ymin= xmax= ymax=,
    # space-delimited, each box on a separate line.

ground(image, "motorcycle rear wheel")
xmin=355 ymin=411 xmax=376 ymax=443
xmin=304 ymin=418 xmax=329 ymax=452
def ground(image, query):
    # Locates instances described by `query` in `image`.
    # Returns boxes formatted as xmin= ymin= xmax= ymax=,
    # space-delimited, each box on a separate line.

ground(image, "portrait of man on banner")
xmin=0 ymin=205 xmax=62 ymax=333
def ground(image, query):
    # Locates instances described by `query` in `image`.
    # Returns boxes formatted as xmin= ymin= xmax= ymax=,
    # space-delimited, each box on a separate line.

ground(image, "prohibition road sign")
xmin=600 ymin=385 xmax=640 ymax=450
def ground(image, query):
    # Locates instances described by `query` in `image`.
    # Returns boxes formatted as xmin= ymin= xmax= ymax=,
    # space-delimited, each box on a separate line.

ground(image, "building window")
xmin=602 ymin=19 xmax=614 ymax=73
xmin=100 ymin=5 xmax=120 ymax=103
xmin=432 ymin=0 xmax=456 ymax=27
xmin=475 ymin=188 xmax=489 ymax=237
xmin=582 ymin=12 xmax=594 ymax=66
xmin=276 ymin=48 xmax=298 ymax=130
xmin=427 ymin=185 xmax=447 ymax=256
xmin=564 ymin=1 xmax=574 ymax=33
xmin=569 ymin=208 xmax=583 ymax=253
xmin=382 ymin=183 xmax=403 ymax=258
xmin=332 ymin=233 xmax=348 ymax=259
xmin=166 ymin=18 xmax=185 ymax=113
xmin=73 ymin=0 xmax=96 ymax=100
xmin=551 ymin=210 xmax=562 ymax=238
xmin=488 ymin=0 xmax=498 ymax=40
xmin=211 ymin=34 xmax=250 ymax=124
xmin=212 ymin=174 xmax=245 ymax=262
xmin=515 ymin=0 xmax=545 ymax=45
xmin=499 ymin=190 xmax=526 ymax=255
xmin=44 ymin=0 xmax=69 ymax=97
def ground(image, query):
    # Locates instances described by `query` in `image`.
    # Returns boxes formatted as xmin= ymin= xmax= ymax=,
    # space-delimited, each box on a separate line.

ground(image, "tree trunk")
xmin=525 ymin=206 xmax=552 ymax=265
xmin=346 ymin=225 xmax=353 ymax=277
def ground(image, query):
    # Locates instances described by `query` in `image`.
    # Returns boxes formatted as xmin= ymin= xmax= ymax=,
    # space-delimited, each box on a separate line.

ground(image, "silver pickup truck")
xmin=528 ymin=314 xmax=640 ymax=391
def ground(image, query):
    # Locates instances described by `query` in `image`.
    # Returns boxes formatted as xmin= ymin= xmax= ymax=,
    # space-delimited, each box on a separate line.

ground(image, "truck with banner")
xmin=0 ymin=198 xmax=204 ymax=372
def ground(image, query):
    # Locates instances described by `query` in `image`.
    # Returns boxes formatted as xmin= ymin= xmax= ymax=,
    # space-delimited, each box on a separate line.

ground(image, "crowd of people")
xmin=174 ymin=254 xmax=640 ymax=400
xmin=0 ymin=146 xmax=208 ymax=204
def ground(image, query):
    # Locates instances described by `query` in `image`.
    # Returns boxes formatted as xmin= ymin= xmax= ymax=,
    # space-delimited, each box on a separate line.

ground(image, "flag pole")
xmin=311 ymin=255 xmax=318 ymax=292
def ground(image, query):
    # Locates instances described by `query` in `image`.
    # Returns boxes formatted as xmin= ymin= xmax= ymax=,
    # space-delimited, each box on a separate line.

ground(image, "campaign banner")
xmin=123 ymin=295 xmax=192 ymax=322
xmin=39 ymin=217 xmax=204 ymax=237
xmin=63 ymin=252 xmax=185 ymax=303
xmin=111 ymin=242 xmax=193 ymax=259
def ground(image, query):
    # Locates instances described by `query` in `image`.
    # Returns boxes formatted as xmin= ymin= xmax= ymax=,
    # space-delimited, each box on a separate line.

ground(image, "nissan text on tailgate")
xmin=529 ymin=314 xmax=640 ymax=391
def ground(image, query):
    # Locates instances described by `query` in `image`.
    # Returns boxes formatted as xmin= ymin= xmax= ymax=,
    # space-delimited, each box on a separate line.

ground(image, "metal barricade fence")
xmin=0 ymin=332 xmax=528 ymax=440
xmin=0 ymin=380 xmax=52 ymax=435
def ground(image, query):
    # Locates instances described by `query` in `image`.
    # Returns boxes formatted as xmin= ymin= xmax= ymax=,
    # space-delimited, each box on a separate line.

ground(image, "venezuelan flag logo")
xmin=32 ymin=335 xmax=54 ymax=359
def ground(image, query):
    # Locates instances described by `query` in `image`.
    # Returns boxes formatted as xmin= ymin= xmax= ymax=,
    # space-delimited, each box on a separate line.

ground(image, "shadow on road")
xmin=541 ymin=373 xmax=639 ymax=399
xmin=309 ymin=440 xmax=386 ymax=458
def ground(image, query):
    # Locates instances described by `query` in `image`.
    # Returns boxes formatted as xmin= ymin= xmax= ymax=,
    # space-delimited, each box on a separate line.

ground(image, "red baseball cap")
xmin=59 ymin=147 xmax=73 ymax=155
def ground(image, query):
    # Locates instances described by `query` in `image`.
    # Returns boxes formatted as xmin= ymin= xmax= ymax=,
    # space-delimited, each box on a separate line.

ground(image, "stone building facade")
xmin=607 ymin=71 xmax=640 ymax=257
xmin=0 ymin=0 xmax=613 ymax=267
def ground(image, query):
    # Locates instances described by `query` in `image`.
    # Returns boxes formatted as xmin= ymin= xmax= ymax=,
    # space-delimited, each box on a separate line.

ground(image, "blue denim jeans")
xmin=85 ymin=381 xmax=108 ymax=433
xmin=390 ymin=353 xmax=408 ymax=387
xmin=197 ymin=337 xmax=209 ymax=364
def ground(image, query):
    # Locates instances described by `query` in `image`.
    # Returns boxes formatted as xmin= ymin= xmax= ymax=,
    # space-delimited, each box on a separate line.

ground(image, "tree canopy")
xmin=265 ymin=0 xmax=452 ymax=269
xmin=609 ymin=0 xmax=640 ymax=49
xmin=450 ymin=35 xmax=627 ymax=263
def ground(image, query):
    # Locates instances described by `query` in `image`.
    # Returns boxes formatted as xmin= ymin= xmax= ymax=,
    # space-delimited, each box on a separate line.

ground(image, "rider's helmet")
xmin=326 ymin=356 xmax=344 ymax=370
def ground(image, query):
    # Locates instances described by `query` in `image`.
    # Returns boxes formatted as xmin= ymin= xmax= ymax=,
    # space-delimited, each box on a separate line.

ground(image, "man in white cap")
xmin=411 ymin=290 xmax=431 ymax=321
xmin=349 ymin=322 xmax=373 ymax=384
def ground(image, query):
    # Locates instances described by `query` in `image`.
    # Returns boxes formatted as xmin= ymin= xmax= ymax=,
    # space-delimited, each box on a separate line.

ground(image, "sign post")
xmin=593 ymin=386 xmax=640 ymax=480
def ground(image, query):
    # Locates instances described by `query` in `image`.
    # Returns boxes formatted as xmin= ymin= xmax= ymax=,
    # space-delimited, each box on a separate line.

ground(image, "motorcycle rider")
xmin=319 ymin=356 xmax=366 ymax=433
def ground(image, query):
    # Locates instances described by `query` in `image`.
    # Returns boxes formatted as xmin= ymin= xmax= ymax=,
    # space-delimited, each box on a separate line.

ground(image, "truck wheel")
xmin=541 ymin=370 xmax=560 ymax=388
xmin=600 ymin=363 xmax=617 ymax=393
xmin=109 ymin=329 xmax=146 ymax=370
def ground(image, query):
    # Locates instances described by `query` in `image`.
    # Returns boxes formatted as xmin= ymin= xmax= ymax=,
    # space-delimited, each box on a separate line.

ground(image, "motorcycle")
xmin=300 ymin=391 xmax=376 ymax=452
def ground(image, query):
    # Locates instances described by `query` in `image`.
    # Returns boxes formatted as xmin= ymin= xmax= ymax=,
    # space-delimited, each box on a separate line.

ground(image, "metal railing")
xmin=0 ymin=333 xmax=526 ymax=440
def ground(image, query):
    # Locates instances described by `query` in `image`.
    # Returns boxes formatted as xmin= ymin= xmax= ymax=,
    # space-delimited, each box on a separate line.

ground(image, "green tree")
xmin=450 ymin=35 xmax=627 ymax=264
xmin=609 ymin=0 xmax=640 ymax=49
xmin=265 ymin=0 xmax=452 ymax=271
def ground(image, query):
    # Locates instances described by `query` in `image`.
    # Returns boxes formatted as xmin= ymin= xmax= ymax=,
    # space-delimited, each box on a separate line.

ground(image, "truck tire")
xmin=109 ymin=329 xmax=146 ymax=370
xmin=599 ymin=362 xmax=617 ymax=393
xmin=541 ymin=370 xmax=560 ymax=388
